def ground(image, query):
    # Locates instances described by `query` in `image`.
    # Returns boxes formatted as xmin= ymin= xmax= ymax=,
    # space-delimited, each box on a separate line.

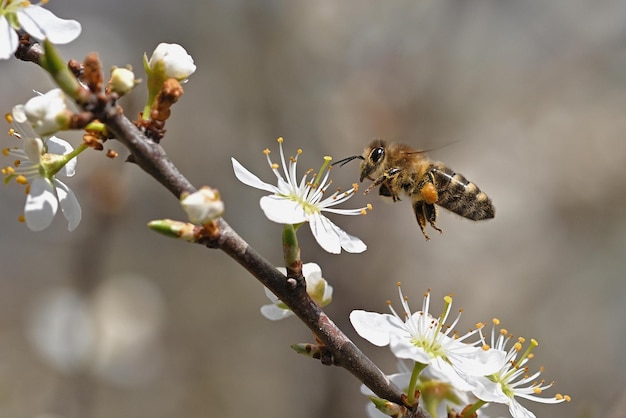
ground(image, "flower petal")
xmin=17 ymin=5 xmax=81 ymax=43
xmin=509 ymin=399 xmax=537 ymax=418
xmin=24 ymin=177 xmax=58 ymax=231
xmin=23 ymin=88 xmax=68 ymax=136
xmin=259 ymin=195 xmax=307 ymax=224
xmin=309 ymin=212 xmax=366 ymax=254
xmin=23 ymin=137 xmax=44 ymax=164
xmin=54 ymin=179 xmax=81 ymax=231
xmin=47 ymin=136 xmax=76 ymax=177
xmin=388 ymin=334 xmax=432 ymax=364
xmin=308 ymin=212 xmax=341 ymax=254
xmin=450 ymin=345 xmax=506 ymax=377
xmin=12 ymin=104 xmax=40 ymax=141
xmin=0 ymin=17 xmax=18 ymax=60
xmin=350 ymin=310 xmax=404 ymax=346
xmin=260 ymin=304 xmax=294 ymax=321
xmin=336 ymin=224 xmax=367 ymax=253
xmin=232 ymin=158 xmax=280 ymax=194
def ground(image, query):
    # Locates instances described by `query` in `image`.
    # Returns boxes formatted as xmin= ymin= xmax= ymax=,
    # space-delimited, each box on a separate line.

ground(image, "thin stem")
xmin=282 ymin=224 xmax=302 ymax=278
xmin=407 ymin=362 xmax=427 ymax=406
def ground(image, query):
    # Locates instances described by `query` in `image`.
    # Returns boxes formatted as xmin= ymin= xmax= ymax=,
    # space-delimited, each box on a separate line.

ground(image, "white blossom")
xmin=0 ymin=1 xmax=81 ymax=60
xmin=2 ymin=109 xmax=81 ymax=231
xmin=350 ymin=285 xmax=506 ymax=387
xmin=232 ymin=137 xmax=370 ymax=254
xmin=260 ymin=262 xmax=332 ymax=320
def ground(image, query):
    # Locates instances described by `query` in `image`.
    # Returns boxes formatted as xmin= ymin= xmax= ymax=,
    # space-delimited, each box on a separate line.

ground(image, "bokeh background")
xmin=1 ymin=1 xmax=625 ymax=417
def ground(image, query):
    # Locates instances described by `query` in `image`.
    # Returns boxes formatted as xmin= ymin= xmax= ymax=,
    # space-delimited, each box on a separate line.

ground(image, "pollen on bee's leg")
xmin=420 ymin=183 xmax=438 ymax=204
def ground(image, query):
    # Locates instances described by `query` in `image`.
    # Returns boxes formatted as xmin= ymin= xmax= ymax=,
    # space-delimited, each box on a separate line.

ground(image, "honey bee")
xmin=336 ymin=139 xmax=494 ymax=240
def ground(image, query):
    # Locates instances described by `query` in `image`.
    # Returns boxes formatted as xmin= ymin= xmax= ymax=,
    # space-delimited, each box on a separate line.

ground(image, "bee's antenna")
xmin=334 ymin=155 xmax=364 ymax=167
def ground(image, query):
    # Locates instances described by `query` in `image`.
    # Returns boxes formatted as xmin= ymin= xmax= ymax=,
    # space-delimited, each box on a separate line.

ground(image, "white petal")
xmin=509 ymin=399 xmax=536 ymax=418
xmin=350 ymin=310 xmax=403 ymax=346
xmin=388 ymin=335 xmax=432 ymax=364
xmin=302 ymin=262 xmax=322 ymax=283
xmin=427 ymin=357 xmax=476 ymax=392
xmin=24 ymin=177 xmax=58 ymax=231
xmin=308 ymin=213 xmax=341 ymax=254
xmin=468 ymin=376 xmax=509 ymax=403
xmin=23 ymin=88 xmax=67 ymax=136
xmin=336 ymin=224 xmax=367 ymax=253
xmin=0 ymin=17 xmax=18 ymax=60
xmin=23 ymin=137 xmax=44 ymax=164
xmin=18 ymin=6 xmax=81 ymax=43
xmin=451 ymin=346 xmax=506 ymax=377
xmin=260 ymin=304 xmax=293 ymax=321
xmin=259 ymin=195 xmax=307 ymax=224
xmin=12 ymin=105 xmax=40 ymax=141
xmin=149 ymin=43 xmax=196 ymax=80
xmin=309 ymin=212 xmax=366 ymax=254
xmin=263 ymin=286 xmax=280 ymax=304
xmin=54 ymin=179 xmax=81 ymax=231
xmin=47 ymin=136 xmax=76 ymax=177
xmin=232 ymin=158 xmax=279 ymax=194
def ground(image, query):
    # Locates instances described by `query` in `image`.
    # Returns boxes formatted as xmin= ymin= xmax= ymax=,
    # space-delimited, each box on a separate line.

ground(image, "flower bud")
xmin=13 ymin=89 xmax=71 ymax=136
xmin=108 ymin=67 xmax=138 ymax=96
xmin=180 ymin=187 xmax=224 ymax=225
xmin=145 ymin=43 xmax=196 ymax=82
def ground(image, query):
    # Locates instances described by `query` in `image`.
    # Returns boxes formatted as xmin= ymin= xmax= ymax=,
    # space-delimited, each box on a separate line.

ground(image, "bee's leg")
xmin=412 ymin=200 xmax=430 ymax=240
xmin=378 ymin=183 xmax=392 ymax=197
xmin=367 ymin=168 xmax=402 ymax=201
xmin=423 ymin=202 xmax=443 ymax=235
xmin=417 ymin=171 xmax=439 ymax=205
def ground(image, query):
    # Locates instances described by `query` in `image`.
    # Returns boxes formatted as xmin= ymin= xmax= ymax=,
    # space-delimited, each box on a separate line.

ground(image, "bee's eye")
xmin=370 ymin=147 xmax=384 ymax=163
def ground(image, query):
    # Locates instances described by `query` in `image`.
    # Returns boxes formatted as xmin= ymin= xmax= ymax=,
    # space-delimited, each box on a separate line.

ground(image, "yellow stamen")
xmin=492 ymin=318 xmax=500 ymax=326
xmin=16 ymin=175 xmax=27 ymax=185
xmin=18 ymin=214 xmax=25 ymax=224
xmin=263 ymin=148 xmax=270 ymax=155
xmin=2 ymin=148 xmax=10 ymax=157
xmin=4 ymin=113 xmax=13 ymax=124
xmin=5 ymin=166 xmax=15 ymax=175
xmin=277 ymin=137 xmax=284 ymax=144
xmin=271 ymin=163 xmax=279 ymax=169
xmin=367 ymin=203 xmax=373 ymax=210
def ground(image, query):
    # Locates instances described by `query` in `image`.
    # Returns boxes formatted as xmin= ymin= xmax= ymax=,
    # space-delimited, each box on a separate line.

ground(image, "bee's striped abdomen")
xmin=429 ymin=164 xmax=495 ymax=221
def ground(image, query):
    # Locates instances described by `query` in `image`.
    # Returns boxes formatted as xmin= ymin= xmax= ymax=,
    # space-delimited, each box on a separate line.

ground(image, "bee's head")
xmin=334 ymin=139 xmax=387 ymax=182
xmin=359 ymin=139 xmax=387 ymax=182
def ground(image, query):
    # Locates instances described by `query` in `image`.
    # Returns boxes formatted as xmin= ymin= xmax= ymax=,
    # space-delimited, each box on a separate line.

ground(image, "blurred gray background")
xmin=1 ymin=1 xmax=625 ymax=417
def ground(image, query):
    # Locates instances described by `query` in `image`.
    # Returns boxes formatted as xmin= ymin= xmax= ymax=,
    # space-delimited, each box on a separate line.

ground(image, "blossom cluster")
xmin=1 ymin=2 xmax=196 ymax=231
xmin=351 ymin=284 xmax=570 ymax=418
